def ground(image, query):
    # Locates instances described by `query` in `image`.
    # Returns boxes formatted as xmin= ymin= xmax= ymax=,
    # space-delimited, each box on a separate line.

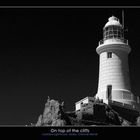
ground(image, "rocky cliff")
xmin=35 ymin=97 xmax=140 ymax=126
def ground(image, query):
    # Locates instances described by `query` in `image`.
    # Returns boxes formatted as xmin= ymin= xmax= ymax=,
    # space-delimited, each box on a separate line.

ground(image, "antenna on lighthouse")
xmin=122 ymin=10 xmax=124 ymax=29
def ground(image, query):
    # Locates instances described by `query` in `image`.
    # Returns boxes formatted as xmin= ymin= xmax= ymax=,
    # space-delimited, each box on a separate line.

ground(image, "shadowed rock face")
xmin=35 ymin=97 xmax=139 ymax=126
xmin=136 ymin=116 xmax=140 ymax=126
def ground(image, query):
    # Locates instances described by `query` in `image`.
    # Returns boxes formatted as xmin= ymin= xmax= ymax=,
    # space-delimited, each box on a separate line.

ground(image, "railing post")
xmin=131 ymin=94 xmax=133 ymax=100
xmin=137 ymin=96 xmax=140 ymax=103
xmin=99 ymin=40 xmax=104 ymax=45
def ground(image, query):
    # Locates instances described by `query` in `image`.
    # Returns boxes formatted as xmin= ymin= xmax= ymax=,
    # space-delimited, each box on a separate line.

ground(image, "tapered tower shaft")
xmin=95 ymin=16 xmax=134 ymax=105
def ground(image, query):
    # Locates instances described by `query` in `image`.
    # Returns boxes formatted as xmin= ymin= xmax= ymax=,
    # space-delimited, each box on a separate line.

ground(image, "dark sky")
xmin=0 ymin=7 xmax=140 ymax=125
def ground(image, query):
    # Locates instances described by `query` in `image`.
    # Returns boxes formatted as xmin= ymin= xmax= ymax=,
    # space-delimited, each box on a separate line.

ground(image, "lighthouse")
xmin=95 ymin=15 xmax=140 ymax=111
xmin=75 ymin=15 xmax=140 ymax=113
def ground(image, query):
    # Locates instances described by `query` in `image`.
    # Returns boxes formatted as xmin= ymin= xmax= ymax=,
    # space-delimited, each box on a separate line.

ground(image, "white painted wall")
xmin=76 ymin=103 xmax=81 ymax=111
xmin=75 ymin=97 xmax=95 ymax=111
xmin=82 ymin=98 xmax=89 ymax=104
xmin=98 ymin=50 xmax=131 ymax=92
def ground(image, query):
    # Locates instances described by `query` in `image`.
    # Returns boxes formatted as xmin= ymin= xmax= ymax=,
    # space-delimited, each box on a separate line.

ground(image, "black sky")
xmin=0 ymin=7 xmax=140 ymax=125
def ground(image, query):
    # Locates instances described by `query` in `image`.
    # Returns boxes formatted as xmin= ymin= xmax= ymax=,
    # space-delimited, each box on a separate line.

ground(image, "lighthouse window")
xmin=107 ymin=52 xmax=112 ymax=58
xmin=113 ymin=30 xmax=117 ymax=35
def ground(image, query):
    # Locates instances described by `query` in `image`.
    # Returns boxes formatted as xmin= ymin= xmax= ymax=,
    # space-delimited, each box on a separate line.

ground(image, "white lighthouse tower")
xmin=95 ymin=16 xmax=140 ymax=111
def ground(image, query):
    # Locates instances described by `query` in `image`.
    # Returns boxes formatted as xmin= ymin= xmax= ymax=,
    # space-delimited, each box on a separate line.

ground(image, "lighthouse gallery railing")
xmin=99 ymin=38 xmax=128 ymax=46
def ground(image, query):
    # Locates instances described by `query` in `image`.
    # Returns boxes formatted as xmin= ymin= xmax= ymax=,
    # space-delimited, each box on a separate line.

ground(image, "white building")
xmin=75 ymin=15 xmax=140 ymax=113
xmin=75 ymin=96 xmax=95 ymax=111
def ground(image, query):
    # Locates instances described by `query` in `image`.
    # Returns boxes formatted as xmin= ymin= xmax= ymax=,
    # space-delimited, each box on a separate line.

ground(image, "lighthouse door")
xmin=107 ymin=85 xmax=112 ymax=99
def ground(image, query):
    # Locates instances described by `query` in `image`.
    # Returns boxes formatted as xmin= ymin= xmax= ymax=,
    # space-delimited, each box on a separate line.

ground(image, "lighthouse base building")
xmin=75 ymin=16 xmax=140 ymax=121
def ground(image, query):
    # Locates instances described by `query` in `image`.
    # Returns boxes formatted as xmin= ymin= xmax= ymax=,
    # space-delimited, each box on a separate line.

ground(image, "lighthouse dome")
xmin=104 ymin=16 xmax=122 ymax=28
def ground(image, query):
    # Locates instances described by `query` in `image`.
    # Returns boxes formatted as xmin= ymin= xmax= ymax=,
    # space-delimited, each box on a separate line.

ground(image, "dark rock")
xmin=121 ymin=119 xmax=131 ymax=126
xmin=105 ymin=105 xmax=121 ymax=125
xmin=136 ymin=116 xmax=140 ymax=126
